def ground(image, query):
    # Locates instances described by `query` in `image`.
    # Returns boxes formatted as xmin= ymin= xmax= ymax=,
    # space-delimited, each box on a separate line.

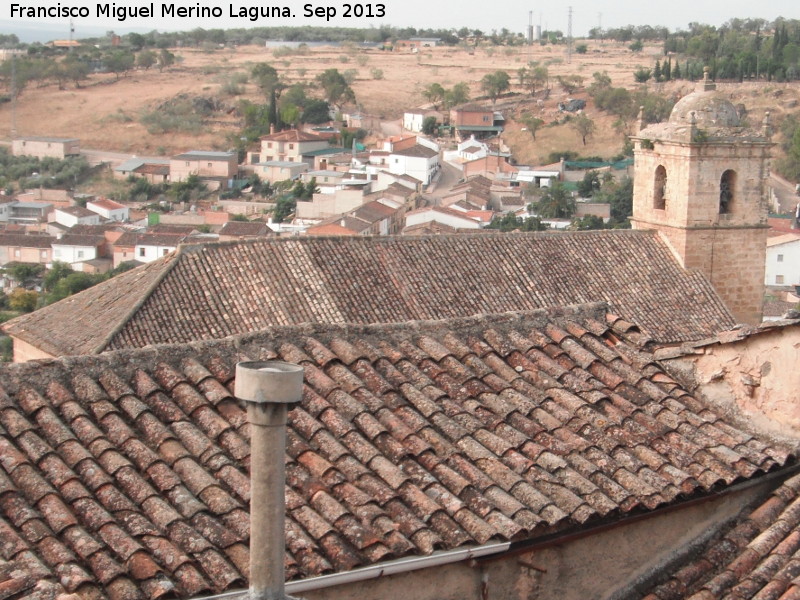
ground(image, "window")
xmin=482 ymin=115 xmax=490 ymax=122
xmin=720 ymin=170 xmax=736 ymax=214
xmin=778 ymin=254 xmax=784 ymax=262
xmin=163 ymin=249 xmax=169 ymax=256
xmin=139 ymin=248 xmax=146 ymax=257
xmin=14 ymin=249 xmax=19 ymax=258
xmin=208 ymin=162 xmax=213 ymax=168
xmin=289 ymin=144 xmax=295 ymax=150
xmin=77 ymin=250 xmax=84 ymax=259
xmin=185 ymin=161 xmax=190 ymax=167
xmin=267 ymin=143 xmax=273 ymax=149
xmin=653 ymin=165 xmax=667 ymax=210
xmin=776 ymin=275 xmax=785 ymax=284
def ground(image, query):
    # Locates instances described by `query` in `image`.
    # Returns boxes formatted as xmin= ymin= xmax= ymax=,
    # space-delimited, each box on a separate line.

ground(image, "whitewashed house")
xmin=766 ymin=234 xmax=800 ymax=287
xmin=87 ymin=198 xmax=129 ymax=222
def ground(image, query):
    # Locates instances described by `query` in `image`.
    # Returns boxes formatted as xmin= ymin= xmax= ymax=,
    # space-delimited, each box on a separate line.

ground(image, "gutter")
xmin=194 ymin=542 xmax=511 ymax=600
xmin=194 ymin=462 xmax=800 ymax=600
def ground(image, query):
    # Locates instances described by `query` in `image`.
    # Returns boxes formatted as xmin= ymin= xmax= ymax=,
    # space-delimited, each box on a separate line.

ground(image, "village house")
xmin=218 ymin=221 xmax=272 ymax=241
xmin=170 ymin=151 xmax=238 ymax=190
xmin=0 ymin=232 xmax=53 ymax=266
xmin=114 ymin=158 xmax=171 ymax=183
xmin=87 ymin=198 xmax=129 ymax=222
xmin=403 ymin=205 xmax=483 ymax=231
xmin=450 ymin=106 xmax=504 ymax=140
xmin=11 ymin=136 xmax=80 ymax=159
xmin=253 ymin=161 xmax=308 ymax=184
xmin=2 ymin=201 xmax=53 ymax=227
xmin=300 ymin=170 xmax=347 ymax=194
xmin=250 ymin=129 xmax=330 ymax=166
xmin=50 ymin=233 xmax=106 ymax=269
xmin=765 ymin=233 xmax=800 ymax=287
xmin=53 ymin=206 xmax=101 ymax=228
xmin=389 ymin=144 xmax=440 ymax=185
xmin=306 ymin=198 xmax=405 ymax=236
xmin=111 ymin=231 xmax=186 ymax=268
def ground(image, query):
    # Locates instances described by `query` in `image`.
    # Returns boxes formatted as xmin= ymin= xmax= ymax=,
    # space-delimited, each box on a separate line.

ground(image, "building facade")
xmin=631 ymin=71 xmax=772 ymax=325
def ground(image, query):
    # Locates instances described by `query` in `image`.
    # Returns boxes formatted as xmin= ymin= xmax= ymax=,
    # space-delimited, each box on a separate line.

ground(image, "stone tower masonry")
xmin=631 ymin=69 xmax=773 ymax=325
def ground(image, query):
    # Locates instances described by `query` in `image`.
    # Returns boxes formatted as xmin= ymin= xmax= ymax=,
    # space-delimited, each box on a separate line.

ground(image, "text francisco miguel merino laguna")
xmin=10 ymin=2 xmax=387 ymax=21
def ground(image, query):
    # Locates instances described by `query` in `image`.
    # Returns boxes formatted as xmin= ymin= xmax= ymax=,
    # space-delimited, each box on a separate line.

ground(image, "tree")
xmin=302 ymin=99 xmax=332 ymax=124
xmin=422 ymin=116 xmax=438 ymax=135
xmin=531 ymin=182 xmax=575 ymax=219
xmin=137 ymin=49 xmax=157 ymax=70
xmin=43 ymin=261 xmax=74 ymax=292
xmin=576 ymin=43 xmax=588 ymax=54
xmin=443 ymin=82 xmax=470 ymax=109
xmin=577 ymin=170 xmax=601 ymax=197
xmin=316 ymin=68 xmax=356 ymax=112
xmin=520 ymin=113 xmax=544 ymax=140
xmin=480 ymin=70 xmax=510 ymax=105
xmin=570 ymin=113 xmax=595 ymax=145
xmin=572 ymin=214 xmax=606 ymax=230
xmin=422 ymin=83 xmax=445 ymax=109
xmin=104 ymin=50 xmax=135 ymax=79
xmin=557 ymin=74 xmax=584 ymax=94
xmin=252 ymin=62 xmax=285 ymax=125
xmin=633 ymin=68 xmax=652 ymax=84
xmin=5 ymin=263 xmax=43 ymax=286
xmin=8 ymin=288 xmax=37 ymax=313
xmin=629 ymin=40 xmax=644 ymax=52
xmin=157 ymin=49 xmax=175 ymax=72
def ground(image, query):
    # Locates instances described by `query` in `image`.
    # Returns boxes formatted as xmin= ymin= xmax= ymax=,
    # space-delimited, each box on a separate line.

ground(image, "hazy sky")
xmin=4 ymin=0 xmax=797 ymax=37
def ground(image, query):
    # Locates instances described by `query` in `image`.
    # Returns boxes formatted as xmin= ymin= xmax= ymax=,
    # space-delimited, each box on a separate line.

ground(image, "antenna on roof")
xmin=567 ymin=6 xmax=573 ymax=63
xmin=69 ymin=19 xmax=74 ymax=42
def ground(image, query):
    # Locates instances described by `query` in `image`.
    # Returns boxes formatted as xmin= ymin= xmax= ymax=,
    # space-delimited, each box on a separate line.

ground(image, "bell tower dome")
xmin=631 ymin=69 xmax=773 ymax=325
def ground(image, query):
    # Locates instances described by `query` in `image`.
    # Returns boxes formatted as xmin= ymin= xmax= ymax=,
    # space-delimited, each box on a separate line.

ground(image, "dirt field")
xmin=2 ymin=40 xmax=799 ymax=163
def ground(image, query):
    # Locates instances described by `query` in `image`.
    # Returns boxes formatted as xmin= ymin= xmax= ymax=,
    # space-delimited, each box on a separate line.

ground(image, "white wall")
xmin=52 ymin=244 xmax=97 ymax=266
xmin=766 ymin=239 xmax=800 ymax=286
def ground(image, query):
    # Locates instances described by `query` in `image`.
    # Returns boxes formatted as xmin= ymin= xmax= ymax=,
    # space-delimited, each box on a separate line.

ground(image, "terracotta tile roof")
xmin=643 ymin=471 xmax=800 ymax=600
xmin=261 ymin=130 xmax=327 ymax=143
xmin=135 ymin=164 xmax=170 ymax=176
xmin=392 ymin=145 xmax=439 ymax=159
xmin=113 ymin=232 xmax=185 ymax=248
xmin=402 ymin=222 xmax=459 ymax=235
xmin=58 ymin=206 xmax=96 ymax=218
xmin=0 ymin=304 xmax=791 ymax=598
xmin=0 ymin=234 xmax=55 ymax=249
xmin=218 ymin=222 xmax=271 ymax=238
xmin=4 ymin=232 xmax=736 ymax=357
xmin=52 ymin=234 xmax=105 ymax=248
xmin=88 ymin=199 xmax=126 ymax=211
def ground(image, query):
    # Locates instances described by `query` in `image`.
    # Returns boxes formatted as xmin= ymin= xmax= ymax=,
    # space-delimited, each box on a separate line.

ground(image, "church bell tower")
xmin=631 ymin=69 xmax=773 ymax=325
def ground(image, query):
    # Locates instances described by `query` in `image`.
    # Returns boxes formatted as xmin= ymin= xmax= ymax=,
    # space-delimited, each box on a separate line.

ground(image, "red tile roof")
xmin=261 ymin=129 xmax=327 ymax=143
xmin=3 ymin=232 xmax=736 ymax=357
xmin=0 ymin=304 xmax=791 ymax=598
xmin=643 ymin=471 xmax=800 ymax=600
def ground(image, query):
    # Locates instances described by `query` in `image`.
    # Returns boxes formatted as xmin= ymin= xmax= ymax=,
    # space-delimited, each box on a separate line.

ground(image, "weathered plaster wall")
xmin=664 ymin=326 xmax=800 ymax=434
xmin=297 ymin=482 xmax=770 ymax=600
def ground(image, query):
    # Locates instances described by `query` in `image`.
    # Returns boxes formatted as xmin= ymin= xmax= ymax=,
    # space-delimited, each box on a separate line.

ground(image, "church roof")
xmin=3 ymin=231 xmax=737 ymax=357
xmin=0 ymin=304 xmax=792 ymax=599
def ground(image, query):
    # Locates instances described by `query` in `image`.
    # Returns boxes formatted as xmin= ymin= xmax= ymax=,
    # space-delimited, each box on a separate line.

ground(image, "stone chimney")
xmin=236 ymin=361 xmax=304 ymax=600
